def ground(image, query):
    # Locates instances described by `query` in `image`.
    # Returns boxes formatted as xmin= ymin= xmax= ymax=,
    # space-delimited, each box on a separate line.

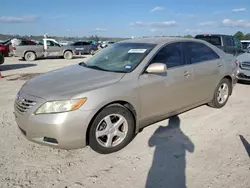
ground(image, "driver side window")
xmin=47 ymin=41 xmax=60 ymax=47
xmin=47 ymin=41 xmax=55 ymax=46
xmin=150 ymin=42 xmax=184 ymax=69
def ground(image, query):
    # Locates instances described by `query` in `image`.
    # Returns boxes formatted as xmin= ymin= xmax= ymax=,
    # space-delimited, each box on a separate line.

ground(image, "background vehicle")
xmin=241 ymin=40 xmax=250 ymax=51
xmin=15 ymin=37 xmax=237 ymax=154
xmin=0 ymin=51 xmax=4 ymax=65
xmin=237 ymin=48 xmax=250 ymax=82
xmin=13 ymin=38 xmax=96 ymax=61
xmin=70 ymin=41 xmax=98 ymax=55
xmin=0 ymin=39 xmax=11 ymax=56
xmin=100 ymin=41 xmax=115 ymax=48
xmin=59 ymin=41 xmax=74 ymax=46
xmin=195 ymin=34 xmax=244 ymax=56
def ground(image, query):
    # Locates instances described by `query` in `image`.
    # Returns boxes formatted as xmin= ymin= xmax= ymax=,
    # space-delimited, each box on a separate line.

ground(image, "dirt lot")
xmin=0 ymin=57 xmax=250 ymax=188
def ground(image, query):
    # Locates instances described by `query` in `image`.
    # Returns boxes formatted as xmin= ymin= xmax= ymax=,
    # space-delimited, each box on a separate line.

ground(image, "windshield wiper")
xmin=79 ymin=62 xmax=127 ymax=73
xmin=87 ymin=65 xmax=109 ymax=71
xmin=79 ymin=62 xmax=108 ymax=71
xmin=79 ymin=62 xmax=87 ymax=66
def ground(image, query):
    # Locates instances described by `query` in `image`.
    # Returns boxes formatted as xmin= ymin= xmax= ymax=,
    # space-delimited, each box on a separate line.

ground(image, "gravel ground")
xmin=0 ymin=57 xmax=250 ymax=188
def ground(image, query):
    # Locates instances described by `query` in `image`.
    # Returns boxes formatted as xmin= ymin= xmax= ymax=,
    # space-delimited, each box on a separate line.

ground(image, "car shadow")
xmin=0 ymin=63 xmax=37 ymax=71
xmin=146 ymin=116 xmax=194 ymax=188
xmin=239 ymin=135 xmax=250 ymax=158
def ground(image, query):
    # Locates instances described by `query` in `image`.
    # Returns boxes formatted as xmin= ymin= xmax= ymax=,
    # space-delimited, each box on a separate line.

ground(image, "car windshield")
xmin=81 ymin=42 xmax=156 ymax=73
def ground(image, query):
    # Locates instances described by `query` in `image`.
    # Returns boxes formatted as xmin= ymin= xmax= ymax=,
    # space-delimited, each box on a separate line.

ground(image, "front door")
xmin=138 ymin=42 xmax=195 ymax=123
xmin=46 ymin=40 xmax=62 ymax=57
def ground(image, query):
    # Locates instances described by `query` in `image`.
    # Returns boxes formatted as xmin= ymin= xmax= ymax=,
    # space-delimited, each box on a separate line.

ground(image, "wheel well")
xmin=64 ymin=50 xmax=72 ymax=54
xmin=223 ymin=75 xmax=232 ymax=95
xmin=85 ymin=101 xmax=137 ymax=145
xmin=24 ymin=50 xmax=36 ymax=56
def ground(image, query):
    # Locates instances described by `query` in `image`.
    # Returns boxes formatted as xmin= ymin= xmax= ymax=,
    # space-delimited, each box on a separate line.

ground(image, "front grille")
xmin=15 ymin=98 xmax=36 ymax=114
xmin=240 ymin=62 xmax=250 ymax=70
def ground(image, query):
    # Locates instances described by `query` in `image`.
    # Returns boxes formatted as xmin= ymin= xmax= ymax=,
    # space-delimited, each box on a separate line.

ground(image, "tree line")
xmin=0 ymin=34 xmax=128 ymax=42
xmin=234 ymin=31 xmax=250 ymax=40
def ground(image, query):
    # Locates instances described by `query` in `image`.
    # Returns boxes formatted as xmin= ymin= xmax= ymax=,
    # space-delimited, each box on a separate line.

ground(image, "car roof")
xmin=119 ymin=37 xmax=202 ymax=45
xmin=195 ymin=34 xmax=233 ymax=37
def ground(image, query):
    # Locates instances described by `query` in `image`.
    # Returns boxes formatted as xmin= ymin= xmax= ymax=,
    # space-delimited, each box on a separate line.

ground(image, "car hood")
xmin=21 ymin=64 xmax=125 ymax=100
xmin=237 ymin=53 xmax=250 ymax=62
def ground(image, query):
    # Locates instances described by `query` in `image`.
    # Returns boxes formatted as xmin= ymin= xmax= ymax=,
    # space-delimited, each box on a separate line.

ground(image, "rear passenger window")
xmin=185 ymin=42 xmax=219 ymax=64
xmin=224 ymin=37 xmax=234 ymax=47
xmin=73 ymin=42 xmax=82 ymax=46
xmin=151 ymin=42 xmax=184 ymax=68
xmin=82 ymin=42 xmax=91 ymax=45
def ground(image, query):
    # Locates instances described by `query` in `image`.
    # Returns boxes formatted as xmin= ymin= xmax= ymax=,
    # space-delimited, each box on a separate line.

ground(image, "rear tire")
xmin=208 ymin=78 xmax=231 ymax=108
xmin=89 ymin=49 xmax=95 ymax=55
xmin=89 ymin=105 xmax=135 ymax=154
xmin=24 ymin=51 xmax=36 ymax=61
xmin=63 ymin=51 xmax=73 ymax=59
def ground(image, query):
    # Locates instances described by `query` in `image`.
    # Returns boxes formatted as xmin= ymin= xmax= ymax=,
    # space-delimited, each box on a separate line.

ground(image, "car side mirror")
xmin=146 ymin=63 xmax=167 ymax=73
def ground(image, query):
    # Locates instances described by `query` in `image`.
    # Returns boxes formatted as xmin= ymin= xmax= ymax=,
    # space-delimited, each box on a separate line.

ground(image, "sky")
xmin=0 ymin=0 xmax=250 ymax=38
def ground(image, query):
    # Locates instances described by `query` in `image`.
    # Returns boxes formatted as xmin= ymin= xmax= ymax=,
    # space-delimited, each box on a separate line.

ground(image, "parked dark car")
xmin=0 ymin=39 xmax=11 ymax=56
xmin=0 ymin=51 xmax=5 ymax=65
xmin=70 ymin=41 xmax=98 ymax=55
xmin=195 ymin=34 xmax=244 ymax=56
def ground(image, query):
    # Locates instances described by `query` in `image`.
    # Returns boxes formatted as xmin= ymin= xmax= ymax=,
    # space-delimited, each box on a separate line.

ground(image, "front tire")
xmin=208 ymin=78 xmax=231 ymax=108
xmin=89 ymin=105 xmax=135 ymax=154
xmin=24 ymin=51 xmax=36 ymax=61
xmin=63 ymin=51 xmax=73 ymax=59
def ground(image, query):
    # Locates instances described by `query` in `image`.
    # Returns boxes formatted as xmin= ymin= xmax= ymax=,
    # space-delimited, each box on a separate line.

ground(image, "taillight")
xmin=235 ymin=60 xmax=238 ymax=66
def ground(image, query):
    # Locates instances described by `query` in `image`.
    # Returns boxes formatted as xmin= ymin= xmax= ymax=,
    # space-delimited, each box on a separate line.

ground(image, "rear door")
xmin=183 ymin=42 xmax=222 ymax=101
xmin=73 ymin=42 xmax=84 ymax=55
xmin=82 ymin=42 xmax=91 ymax=53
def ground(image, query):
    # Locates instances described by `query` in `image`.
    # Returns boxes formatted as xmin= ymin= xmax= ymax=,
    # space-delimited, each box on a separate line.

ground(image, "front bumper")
xmin=14 ymin=91 xmax=95 ymax=150
xmin=236 ymin=69 xmax=250 ymax=81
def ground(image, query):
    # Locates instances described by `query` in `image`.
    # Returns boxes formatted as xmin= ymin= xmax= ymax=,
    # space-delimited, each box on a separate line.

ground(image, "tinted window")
xmin=151 ymin=42 xmax=184 ymax=68
xmin=73 ymin=42 xmax=82 ymax=46
xmin=233 ymin=37 xmax=242 ymax=49
xmin=47 ymin=41 xmax=55 ymax=46
xmin=224 ymin=36 xmax=234 ymax=47
xmin=82 ymin=42 xmax=91 ymax=45
xmin=185 ymin=42 xmax=219 ymax=64
xmin=195 ymin=35 xmax=221 ymax=46
xmin=20 ymin=40 xmax=36 ymax=45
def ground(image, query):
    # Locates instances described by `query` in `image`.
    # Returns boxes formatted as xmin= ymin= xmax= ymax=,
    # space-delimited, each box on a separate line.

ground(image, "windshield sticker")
xmin=125 ymin=65 xmax=132 ymax=69
xmin=128 ymin=49 xmax=147 ymax=53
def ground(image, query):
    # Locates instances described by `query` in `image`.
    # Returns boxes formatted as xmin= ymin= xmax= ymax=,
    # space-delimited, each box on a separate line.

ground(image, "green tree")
xmin=184 ymin=35 xmax=193 ymax=38
xmin=244 ymin=33 xmax=250 ymax=40
xmin=234 ymin=31 xmax=244 ymax=40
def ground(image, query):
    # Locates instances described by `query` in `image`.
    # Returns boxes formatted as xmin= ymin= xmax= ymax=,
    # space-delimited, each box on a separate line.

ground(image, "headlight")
xmin=35 ymin=98 xmax=87 ymax=114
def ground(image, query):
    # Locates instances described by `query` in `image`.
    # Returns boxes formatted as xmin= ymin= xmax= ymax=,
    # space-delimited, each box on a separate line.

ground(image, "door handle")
xmin=218 ymin=63 xmax=222 ymax=67
xmin=183 ymin=71 xmax=190 ymax=77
